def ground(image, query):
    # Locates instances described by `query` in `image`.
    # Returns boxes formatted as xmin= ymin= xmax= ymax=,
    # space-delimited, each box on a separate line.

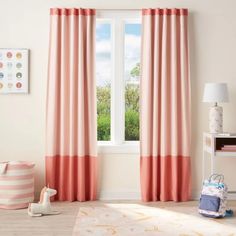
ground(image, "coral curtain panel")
xmin=46 ymin=8 xmax=97 ymax=201
xmin=140 ymin=9 xmax=191 ymax=202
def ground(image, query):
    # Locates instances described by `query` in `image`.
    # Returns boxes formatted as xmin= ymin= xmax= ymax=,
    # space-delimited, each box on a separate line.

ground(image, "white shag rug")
xmin=73 ymin=204 xmax=236 ymax=236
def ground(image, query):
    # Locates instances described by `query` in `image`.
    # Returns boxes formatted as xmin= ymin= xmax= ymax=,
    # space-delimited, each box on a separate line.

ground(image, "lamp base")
xmin=209 ymin=105 xmax=223 ymax=133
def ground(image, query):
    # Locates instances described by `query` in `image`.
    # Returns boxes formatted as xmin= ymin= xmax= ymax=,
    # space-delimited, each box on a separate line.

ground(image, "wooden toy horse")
xmin=28 ymin=187 xmax=60 ymax=217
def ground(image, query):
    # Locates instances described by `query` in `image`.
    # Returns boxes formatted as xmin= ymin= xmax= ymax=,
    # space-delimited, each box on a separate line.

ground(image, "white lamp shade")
xmin=203 ymin=83 xmax=229 ymax=103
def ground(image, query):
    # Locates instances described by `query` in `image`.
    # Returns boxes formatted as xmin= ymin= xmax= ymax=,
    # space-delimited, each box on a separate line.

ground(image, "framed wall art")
xmin=0 ymin=48 xmax=29 ymax=94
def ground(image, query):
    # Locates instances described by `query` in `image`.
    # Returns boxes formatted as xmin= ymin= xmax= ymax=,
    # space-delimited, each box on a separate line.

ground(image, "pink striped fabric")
xmin=0 ymin=203 xmax=29 ymax=210
xmin=0 ymin=161 xmax=35 ymax=209
xmin=0 ymin=183 xmax=34 ymax=190
xmin=0 ymin=174 xmax=34 ymax=180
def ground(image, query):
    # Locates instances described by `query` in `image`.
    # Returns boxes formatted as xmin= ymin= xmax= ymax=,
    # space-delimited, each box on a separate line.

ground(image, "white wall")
xmin=0 ymin=0 xmax=236 ymax=199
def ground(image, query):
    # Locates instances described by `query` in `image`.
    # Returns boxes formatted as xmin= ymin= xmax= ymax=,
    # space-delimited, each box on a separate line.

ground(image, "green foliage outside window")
xmin=125 ymin=84 xmax=139 ymax=140
xmin=97 ymin=63 xmax=140 ymax=141
xmin=97 ymin=85 xmax=111 ymax=141
xmin=130 ymin=63 xmax=140 ymax=78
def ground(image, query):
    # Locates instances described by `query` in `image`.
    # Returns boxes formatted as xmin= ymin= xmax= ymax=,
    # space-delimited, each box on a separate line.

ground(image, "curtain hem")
xmin=46 ymin=155 xmax=97 ymax=202
xmin=140 ymin=155 xmax=191 ymax=202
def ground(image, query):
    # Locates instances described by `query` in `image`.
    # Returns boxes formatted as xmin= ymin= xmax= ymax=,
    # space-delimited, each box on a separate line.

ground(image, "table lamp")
xmin=203 ymin=83 xmax=229 ymax=133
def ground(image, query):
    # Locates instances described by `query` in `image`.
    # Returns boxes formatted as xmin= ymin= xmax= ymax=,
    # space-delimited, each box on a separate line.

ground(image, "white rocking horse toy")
xmin=28 ymin=186 xmax=60 ymax=217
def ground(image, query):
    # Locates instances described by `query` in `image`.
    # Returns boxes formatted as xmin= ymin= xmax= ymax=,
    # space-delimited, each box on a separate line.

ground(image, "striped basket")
xmin=0 ymin=161 xmax=35 ymax=209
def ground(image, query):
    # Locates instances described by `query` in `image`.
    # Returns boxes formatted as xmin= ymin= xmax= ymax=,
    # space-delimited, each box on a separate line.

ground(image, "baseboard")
xmin=99 ymin=190 xmax=206 ymax=201
xmin=34 ymin=191 xmax=40 ymax=201
xmin=228 ymin=193 xmax=236 ymax=200
xmin=35 ymin=190 xmax=141 ymax=201
xmin=98 ymin=190 xmax=141 ymax=200
xmin=35 ymin=190 xmax=236 ymax=201
xmin=191 ymin=190 xmax=200 ymax=200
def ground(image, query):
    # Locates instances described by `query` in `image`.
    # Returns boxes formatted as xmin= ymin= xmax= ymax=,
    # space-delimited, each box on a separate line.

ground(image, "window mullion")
xmin=110 ymin=19 xmax=116 ymax=144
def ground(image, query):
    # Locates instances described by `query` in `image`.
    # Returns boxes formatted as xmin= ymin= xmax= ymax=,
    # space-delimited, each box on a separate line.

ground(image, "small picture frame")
xmin=0 ymin=48 xmax=29 ymax=94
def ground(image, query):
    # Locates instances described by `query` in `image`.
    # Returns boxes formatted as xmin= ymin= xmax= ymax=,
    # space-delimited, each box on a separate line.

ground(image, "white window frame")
xmin=96 ymin=10 xmax=141 ymax=154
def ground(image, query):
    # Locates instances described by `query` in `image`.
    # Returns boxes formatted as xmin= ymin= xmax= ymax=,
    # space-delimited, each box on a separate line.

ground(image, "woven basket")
xmin=0 ymin=161 xmax=35 ymax=209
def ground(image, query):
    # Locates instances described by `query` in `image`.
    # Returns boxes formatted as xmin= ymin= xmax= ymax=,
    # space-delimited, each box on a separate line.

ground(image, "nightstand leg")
xmin=202 ymin=149 xmax=205 ymax=183
xmin=211 ymin=153 xmax=215 ymax=174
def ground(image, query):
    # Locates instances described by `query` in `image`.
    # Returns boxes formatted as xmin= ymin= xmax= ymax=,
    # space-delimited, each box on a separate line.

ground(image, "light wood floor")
xmin=0 ymin=201 xmax=236 ymax=236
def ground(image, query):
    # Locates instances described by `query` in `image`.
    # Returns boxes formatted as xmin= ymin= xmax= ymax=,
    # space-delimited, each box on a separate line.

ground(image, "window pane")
xmin=96 ymin=23 xmax=111 ymax=141
xmin=124 ymin=23 xmax=141 ymax=141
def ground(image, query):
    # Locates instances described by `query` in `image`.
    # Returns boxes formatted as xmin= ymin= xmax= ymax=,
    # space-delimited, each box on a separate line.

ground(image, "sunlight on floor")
xmin=73 ymin=203 xmax=236 ymax=236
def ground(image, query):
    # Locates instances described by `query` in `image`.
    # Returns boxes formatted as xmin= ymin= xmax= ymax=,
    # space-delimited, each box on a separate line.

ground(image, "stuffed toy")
xmin=28 ymin=186 xmax=60 ymax=217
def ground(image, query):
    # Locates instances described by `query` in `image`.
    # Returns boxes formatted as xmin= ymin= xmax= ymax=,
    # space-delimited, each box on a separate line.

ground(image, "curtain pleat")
xmin=46 ymin=8 xmax=97 ymax=201
xmin=140 ymin=8 xmax=191 ymax=202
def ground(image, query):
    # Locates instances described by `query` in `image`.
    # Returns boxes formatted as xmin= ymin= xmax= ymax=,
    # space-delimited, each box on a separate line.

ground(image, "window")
xmin=96 ymin=23 xmax=112 ymax=141
xmin=124 ymin=23 xmax=141 ymax=141
xmin=96 ymin=11 xmax=141 ymax=148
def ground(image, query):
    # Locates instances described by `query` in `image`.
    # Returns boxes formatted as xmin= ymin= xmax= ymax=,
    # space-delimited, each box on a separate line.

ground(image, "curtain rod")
xmin=94 ymin=8 xmax=189 ymax=11
xmin=96 ymin=9 xmax=141 ymax=11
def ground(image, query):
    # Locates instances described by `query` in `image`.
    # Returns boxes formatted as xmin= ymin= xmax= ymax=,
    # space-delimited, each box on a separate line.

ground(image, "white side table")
xmin=202 ymin=132 xmax=236 ymax=193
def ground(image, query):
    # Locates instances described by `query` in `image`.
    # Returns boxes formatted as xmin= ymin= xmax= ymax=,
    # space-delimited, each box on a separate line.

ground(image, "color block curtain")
xmin=46 ymin=8 xmax=97 ymax=201
xmin=140 ymin=8 xmax=191 ymax=202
